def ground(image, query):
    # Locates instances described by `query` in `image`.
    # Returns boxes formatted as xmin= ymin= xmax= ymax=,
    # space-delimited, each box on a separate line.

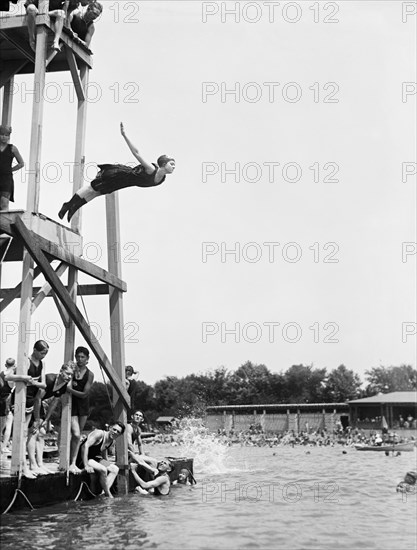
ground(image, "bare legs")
xmin=27 ymin=424 xmax=53 ymax=475
xmin=69 ymin=415 xmax=87 ymax=473
xmin=0 ymin=412 xmax=13 ymax=452
xmin=88 ymin=459 xmax=119 ymax=498
xmin=0 ymin=195 xmax=10 ymax=211
xmin=26 ymin=6 xmax=65 ymax=52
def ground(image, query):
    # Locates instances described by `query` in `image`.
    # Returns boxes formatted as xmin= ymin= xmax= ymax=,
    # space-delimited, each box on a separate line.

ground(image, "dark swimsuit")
xmin=71 ymin=367 xmax=91 ymax=417
xmin=0 ymin=372 xmax=12 ymax=416
xmin=76 ymin=431 xmax=113 ymax=468
xmin=91 ymin=163 xmax=165 ymax=195
xmin=0 ymin=144 xmax=15 ymax=201
xmin=39 ymin=373 xmax=68 ymax=418
xmin=153 ymin=473 xmax=170 ymax=496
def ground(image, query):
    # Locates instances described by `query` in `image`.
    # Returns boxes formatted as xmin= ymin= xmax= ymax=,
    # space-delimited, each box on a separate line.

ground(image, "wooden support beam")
xmin=60 ymin=58 xmax=88 ymax=470
xmin=51 ymin=289 xmax=71 ymax=328
xmin=9 ymin=229 xmax=127 ymax=291
xmin=45 ymin=49 xmax=59 ymax=68
xmin=59 ymin=31 xmax=92 ymax=69
xmin=106 ymin=193 xmax=129 ymax=494
xmin=64 ymin=46 xmax=85 ymax=101
xmin=0 ymin=265 xmax=42 ymax=313
xmin=13 ymin=217 xmax=130 ymax=409
xmin=0 ymin=235 xmax=12 ymax=262
xmin=26 ymin=25 xmax=47 ymax=212
xmin=1 ymin=283 xmax=109 ymax=300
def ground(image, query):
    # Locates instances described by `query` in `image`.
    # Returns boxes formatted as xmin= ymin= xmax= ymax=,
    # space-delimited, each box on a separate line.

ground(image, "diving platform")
xmin=0 ymin=13 xmax=93 ymax=85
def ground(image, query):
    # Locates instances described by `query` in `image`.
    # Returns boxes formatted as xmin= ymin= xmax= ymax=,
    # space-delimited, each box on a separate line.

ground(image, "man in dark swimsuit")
xmin=6 ymin=340 xmax=49 ymax=478
xmin=130 ymin=458 xmax=173 ymax=496
xmin=127 ymin=410 xmax=159 ymax=476
xmin=0 ymin=125 xmax=24 ymax=210
xmin=69 ymin=0 xmax=102 ymax=47
xmin=58 ymin=122 xmax=175 ymax=222
xmin=76 ymin=422 xmax=125 ymax=497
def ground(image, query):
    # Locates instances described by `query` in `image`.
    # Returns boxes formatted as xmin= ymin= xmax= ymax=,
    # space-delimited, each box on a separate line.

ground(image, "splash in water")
xmin=176 ymin=418 xmax=240 ymax=475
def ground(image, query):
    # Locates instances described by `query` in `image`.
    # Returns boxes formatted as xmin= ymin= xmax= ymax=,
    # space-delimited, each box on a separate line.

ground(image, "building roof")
xmin=206 ymin=403 xmax=349 ymax=412
xmin=156 ymin=416 xmax=178 ymax=423
xmin=348 ymin=391 xmax=417 ymax=405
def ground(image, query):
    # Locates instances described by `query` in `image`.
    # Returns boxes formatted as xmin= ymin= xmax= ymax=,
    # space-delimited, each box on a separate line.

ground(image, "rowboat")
xmin=354 ymin=442 xmax=415 ymax=452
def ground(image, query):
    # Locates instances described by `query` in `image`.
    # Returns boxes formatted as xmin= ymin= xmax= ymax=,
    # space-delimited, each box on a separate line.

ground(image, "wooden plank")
xmin=36 ymin=234 xmax=127 ymax=292
xmin=106 ymin=193 xmax=129 ymax=493
xmin=64 ymin=46 xmax=85 ymax=101
xmin=0 ymin=211 xmax=83 ymax=255
xmin=0 ymin=14 xmax=49 ymax=31
xmin=13 ymin=217 xmax=130 ymax=409
xmin=1 ymin=283 xmax=109 ymax=299
xmin=0 ymin=212 xmax=124 ymax=291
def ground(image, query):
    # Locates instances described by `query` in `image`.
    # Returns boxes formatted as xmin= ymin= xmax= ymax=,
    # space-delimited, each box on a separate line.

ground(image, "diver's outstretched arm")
xmin=120 ymin=122 xmax=154 ymax=174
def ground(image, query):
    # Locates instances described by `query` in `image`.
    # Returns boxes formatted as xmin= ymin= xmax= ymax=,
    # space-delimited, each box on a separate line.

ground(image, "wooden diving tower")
xmin=0 ymin=0 xmax=130 ymax=492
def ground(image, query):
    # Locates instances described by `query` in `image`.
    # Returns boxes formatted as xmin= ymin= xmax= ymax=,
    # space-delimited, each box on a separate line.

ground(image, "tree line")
xmin=82 ymin=362 xmax=416 ymax=428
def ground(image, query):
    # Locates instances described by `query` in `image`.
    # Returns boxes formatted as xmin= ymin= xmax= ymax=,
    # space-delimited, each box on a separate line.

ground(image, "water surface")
xmin=1 ymin=445 xmax=416 ymax=550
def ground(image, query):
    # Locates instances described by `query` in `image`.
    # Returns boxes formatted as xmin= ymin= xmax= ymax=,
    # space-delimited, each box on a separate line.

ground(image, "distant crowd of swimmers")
xmin=141 ymin=425 xmax=416 ymax=450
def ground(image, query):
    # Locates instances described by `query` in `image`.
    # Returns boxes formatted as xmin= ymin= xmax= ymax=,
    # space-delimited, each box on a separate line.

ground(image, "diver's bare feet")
xmin=69 ymin=464 xmax=82 ymax=474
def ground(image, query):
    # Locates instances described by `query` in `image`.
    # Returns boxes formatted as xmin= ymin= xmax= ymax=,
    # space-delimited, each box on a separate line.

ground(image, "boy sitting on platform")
xmin=24 ymin=0 xmax=78 ymax=52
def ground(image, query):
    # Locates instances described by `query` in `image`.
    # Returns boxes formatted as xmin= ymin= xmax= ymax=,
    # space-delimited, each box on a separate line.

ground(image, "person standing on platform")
xmin=58 ymin=122 xmax=175 ymax=222
xmin=0 ymin=125 xmax=24 ymax=211
xmin=6 ymin=340 xmax=49 ymax=478
xmin=0 ymin=358 xmax=16 ymax=453
xmin=66 ymin=346 xmax=94 ymax=473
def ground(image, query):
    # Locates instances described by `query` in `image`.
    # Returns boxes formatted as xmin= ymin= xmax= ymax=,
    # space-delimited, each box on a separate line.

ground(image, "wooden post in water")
xmin=106 ymin=192 xmax=129 ymax=494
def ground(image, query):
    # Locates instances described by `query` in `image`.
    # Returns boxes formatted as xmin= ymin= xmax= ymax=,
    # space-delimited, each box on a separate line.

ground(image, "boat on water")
xmin=354 ymin=442 xmax=415 ymax=452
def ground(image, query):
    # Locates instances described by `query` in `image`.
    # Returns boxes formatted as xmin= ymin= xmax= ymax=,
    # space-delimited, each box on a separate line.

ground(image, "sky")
xmin=0 ymin=0 xmax=416 ymax=386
